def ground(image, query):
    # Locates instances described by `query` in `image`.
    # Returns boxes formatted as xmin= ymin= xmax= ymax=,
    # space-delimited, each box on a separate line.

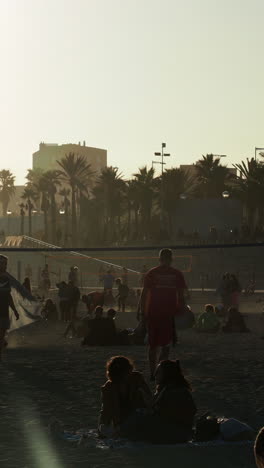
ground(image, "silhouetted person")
xmin=98 ymin=356 xmax=151 ymax=438
xmin=22 ymin=277 xmax=32 ymax=295
xmin=139 ymin=249 xmax=187 ymax=380
xmin=255 ymin=427 xmax=264 ymax=468
xmin=116 ymin=278 xmax=129 ymax=312
xmin=0 ymin=255 xmax=19 ymax=361
xmin=222 ymin=307 xmax=250 ymax=333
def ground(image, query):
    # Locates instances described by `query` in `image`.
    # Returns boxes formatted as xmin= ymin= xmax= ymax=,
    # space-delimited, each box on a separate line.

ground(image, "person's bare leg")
xmin=148 ymin=346 xmax=159 ymax=379
xmin=159 ymin=345 xmax=170 ymax=362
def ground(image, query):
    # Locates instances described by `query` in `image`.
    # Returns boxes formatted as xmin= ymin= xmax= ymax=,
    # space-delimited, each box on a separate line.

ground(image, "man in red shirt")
xmin=139 ymin=248 xmax=186 ymax=379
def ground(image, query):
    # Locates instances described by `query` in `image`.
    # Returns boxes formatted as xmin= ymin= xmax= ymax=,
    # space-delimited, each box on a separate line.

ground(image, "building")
xmin=33 ymin=141 xmax=107 ymax=175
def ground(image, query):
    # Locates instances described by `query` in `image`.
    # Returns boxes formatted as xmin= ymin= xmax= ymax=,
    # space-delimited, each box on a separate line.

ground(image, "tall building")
xmin=33 ymin=141 xmax=107 ymax=174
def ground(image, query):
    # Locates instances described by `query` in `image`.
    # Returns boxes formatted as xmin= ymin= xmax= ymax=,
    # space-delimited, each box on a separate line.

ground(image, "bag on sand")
xmin=195 ymin=414 xmax=220 ymax=441
xmin=219 ymin=418 xmax=255 ymax=441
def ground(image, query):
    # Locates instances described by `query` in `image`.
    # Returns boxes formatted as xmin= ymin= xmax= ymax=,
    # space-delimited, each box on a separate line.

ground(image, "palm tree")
xmin=21 ymin=186 xmax=38 ymax=236
xmin=195 ymin=154 xmax=235 ymax=198
xmin=124 ymin=179 xmax=140 ymax=241
xmin=132 ymin=166 xmax=157 ymax=239
xmin=162 ymin=168 xmax=197 ymax=237
xmin=233 ymin=158 xmax=264 ymax=229
xmin=57 ymin=153 xmax=94 ymax=245
xmin=19 ymin=203 xmax=26 ymax=235
xmin=59 ymin=188 xmax=71 ymax=245
xmin=0 ymin=170 xmax=16 ymax=215
xmin=93 ymin=167 xmax=125 ymax=241
xmin=40 ymin=170 xmax=61 ymax=244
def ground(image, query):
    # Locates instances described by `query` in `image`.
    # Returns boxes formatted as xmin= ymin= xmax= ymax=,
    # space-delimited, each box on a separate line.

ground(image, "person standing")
xmin=115 ymin=278 xmax=129 ymax=312
xmin=138 ymin=249 xmax=187 ymax=380
xmin=0 ymin=255 xmax=19 ymax=362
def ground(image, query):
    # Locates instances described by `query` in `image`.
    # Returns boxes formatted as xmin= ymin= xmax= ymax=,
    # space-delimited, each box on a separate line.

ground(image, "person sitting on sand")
xmin=121 ymin=360 xmax=197 ymax=444
xmin=222 ymin=307 xmax=250 ymax=333
xmin=82 ymin=306 xmax=106 ymax=346
xmin=103 ymin=308 xmax=117 ymax=345
xmin=255 ymin=427 xmax=264 ymax=468
xmin=98 ymin=356 xmax=151 ymax=438
xmin=195 ymin=304 xmax=220 ymax=333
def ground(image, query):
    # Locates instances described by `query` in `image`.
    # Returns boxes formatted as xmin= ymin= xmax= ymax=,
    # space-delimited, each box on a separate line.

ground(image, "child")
xmin=195 ymin=304 xmax=220 ymax=333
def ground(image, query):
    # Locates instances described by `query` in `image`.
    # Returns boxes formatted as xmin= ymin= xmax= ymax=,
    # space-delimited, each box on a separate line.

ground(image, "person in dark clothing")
xmin=121 ymin=359 xmax=196 ymax=444
xmin=82 ymin=306 xmax=105 ymax=345
xmin=57 ymin=281 xmax=70 ymax=321
xmin=68 ymin=281 xmax=80 ymax=321
xmin=222 ymin=307 xmax=250 ymax=333
xmin=255 ymin=427 xmax=264 ymax=468
xmin=98 ymin=356 xmax=151 ymax=438
xmin=22 ymin=277 xmax=32 ymax=295
xmin=115 ymin=278 xmax=129 ymax=312
xmin=42 ymin=298 xmax=58 ymax=321
xmin=0 ymin=255 xmax=19 ymax=361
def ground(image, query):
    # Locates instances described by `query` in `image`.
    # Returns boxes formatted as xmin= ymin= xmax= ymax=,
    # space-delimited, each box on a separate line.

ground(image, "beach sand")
xmin=1 ymin=308 xmax=263 ymax=468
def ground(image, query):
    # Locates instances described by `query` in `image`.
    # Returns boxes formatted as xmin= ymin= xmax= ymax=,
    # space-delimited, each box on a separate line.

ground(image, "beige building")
xmin=33 ymin=141 xmax=107 ymax=175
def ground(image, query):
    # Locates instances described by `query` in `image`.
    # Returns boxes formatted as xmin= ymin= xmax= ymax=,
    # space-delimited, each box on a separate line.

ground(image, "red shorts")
xmin=147 ymin=316 xmax=174 ymax=348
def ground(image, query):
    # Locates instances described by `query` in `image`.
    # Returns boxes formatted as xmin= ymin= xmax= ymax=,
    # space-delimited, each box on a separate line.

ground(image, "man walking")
xmin=139 ymin=249 xmax=186 ymax=379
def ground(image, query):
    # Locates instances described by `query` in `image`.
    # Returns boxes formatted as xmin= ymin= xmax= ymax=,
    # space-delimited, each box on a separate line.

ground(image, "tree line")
xmin=0 ymin=153 xmax=264 ymax=245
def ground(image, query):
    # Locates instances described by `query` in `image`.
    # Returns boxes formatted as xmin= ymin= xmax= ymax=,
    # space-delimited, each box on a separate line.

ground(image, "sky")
xmin=1 ymin=0 xmax=264 ymax=185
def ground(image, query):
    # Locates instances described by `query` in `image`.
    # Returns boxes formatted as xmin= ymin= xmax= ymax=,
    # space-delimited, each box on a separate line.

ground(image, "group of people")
xmin=195 ymin=303 xmax=250 ymax=334
xmin=98 ymin=356 xmax=196 ymax=443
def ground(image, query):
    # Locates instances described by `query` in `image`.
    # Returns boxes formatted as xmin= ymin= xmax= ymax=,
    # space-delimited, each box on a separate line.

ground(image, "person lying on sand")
xmin=121 ymin=360 xmax=197 ymax=444
xmin=98 ymin=356 xmax=151 ymax=439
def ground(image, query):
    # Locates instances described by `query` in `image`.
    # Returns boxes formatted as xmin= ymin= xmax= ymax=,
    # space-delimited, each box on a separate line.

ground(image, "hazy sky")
xmin=1 ymin=0 xmax=264 ymax=184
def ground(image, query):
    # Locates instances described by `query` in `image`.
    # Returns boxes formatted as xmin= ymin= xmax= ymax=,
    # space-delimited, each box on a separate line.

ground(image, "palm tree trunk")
xmin=51 ymin=194 xmax=57 ymax=244
xmin=20 ymin=213 xmax=24 ymax=235
xmin=28 ymin=199 xmax=32 ymax=236
xmin=127 ymin=202 xmax=131 ymax=240
xmin=71 ymin=185 xmax=77 ymax=245
xmin=44 ymin=210 xmax=48 ymax=241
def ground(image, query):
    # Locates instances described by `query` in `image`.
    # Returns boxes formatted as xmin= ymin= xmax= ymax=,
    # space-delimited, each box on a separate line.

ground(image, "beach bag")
xmin=195 ymin=414 xmax=220 ymax=441
xmin=219 ymin=418 xmax=254 ymax=441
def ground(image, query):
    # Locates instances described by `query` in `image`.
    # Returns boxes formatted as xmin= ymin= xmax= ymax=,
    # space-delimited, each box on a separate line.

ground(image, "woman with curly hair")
xmin=98 ymin=356 xmax=151 ymax=438
xmin=255 ymin=427 xmax=264 ymax=468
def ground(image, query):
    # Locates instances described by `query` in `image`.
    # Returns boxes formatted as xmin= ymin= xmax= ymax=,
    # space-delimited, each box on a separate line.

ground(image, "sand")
xmin=0 ymin=308 xmax=263 ymax=468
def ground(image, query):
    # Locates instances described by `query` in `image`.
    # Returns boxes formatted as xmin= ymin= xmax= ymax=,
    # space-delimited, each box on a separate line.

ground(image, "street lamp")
xmin=255 ymin=147 xmax=264 ymax=161
xmin=6 ymin=210 xmax=12 ymax=236
xmin=180 ymin=194 xmax=187 ymax=200
xmin=222 ymin=191 xmax=230 ymax=199
xmin=59 ymin=208 xmax=65 ymax=215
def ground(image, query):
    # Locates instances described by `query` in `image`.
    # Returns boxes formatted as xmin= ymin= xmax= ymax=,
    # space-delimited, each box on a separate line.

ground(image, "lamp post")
xmin=255 ymin=147 xmax=264 ymax=161
xmin=153 ymin=143 xmax=171 ymax=232
xmin=6 ymin=210 xmax=12 ymax=236
xmin=19 ymin=203 xmax=25 ymax=235
xmin=32 ymin=209 xmax=37 ymax=235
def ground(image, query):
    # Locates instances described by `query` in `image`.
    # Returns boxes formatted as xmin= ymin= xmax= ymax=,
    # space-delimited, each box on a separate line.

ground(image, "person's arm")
xmin=9 ymin=294 xmax=19 ymax=320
